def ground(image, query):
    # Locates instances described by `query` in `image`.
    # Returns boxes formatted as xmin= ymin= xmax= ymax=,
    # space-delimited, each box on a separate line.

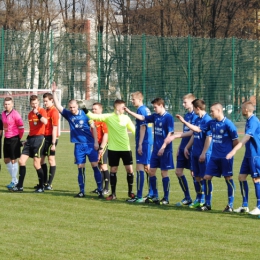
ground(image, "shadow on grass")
xmin=2 ymin=185 xmax=258 ymax=219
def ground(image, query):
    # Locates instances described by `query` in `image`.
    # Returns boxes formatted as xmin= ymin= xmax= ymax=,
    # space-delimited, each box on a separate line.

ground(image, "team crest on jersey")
xmin=79 ymin=120 xmax=84 ymax=124
xmin=159 ymin=122 xmax=162 ymax=126
xmin=220 ymin=129 xmax=224 ymax=134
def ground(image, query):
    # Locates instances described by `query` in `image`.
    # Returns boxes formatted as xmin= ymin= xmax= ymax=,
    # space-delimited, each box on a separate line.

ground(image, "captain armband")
xmin=36 ymin=113 xmax=42 ymax=119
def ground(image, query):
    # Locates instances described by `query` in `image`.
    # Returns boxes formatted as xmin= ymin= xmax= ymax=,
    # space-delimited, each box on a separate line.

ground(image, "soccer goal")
xmin=0 ymin=89 xmax=62 ymax=135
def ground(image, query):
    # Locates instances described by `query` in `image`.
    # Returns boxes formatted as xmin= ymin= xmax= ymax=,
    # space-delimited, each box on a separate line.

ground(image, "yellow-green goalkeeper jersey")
xmin=87 ymin=111 xmax=135 ymax=151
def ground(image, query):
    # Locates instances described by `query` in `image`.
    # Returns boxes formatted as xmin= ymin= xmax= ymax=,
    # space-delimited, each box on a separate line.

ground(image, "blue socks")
xmin=226 ymin=179 xmax=235 ymax=208
xmin=239 ymin=180 xmax=249 ymax=207
xmin=254 ymin=182 xmax=260 ymax=209
xmin=203 ymin=179 xmax=213 ymax=206
xmin=150 ymin=176 xmax=158 ymax=198
xmin=162 ymin=177 xmax=170 ymax=201
xmin=78 ymin=168 xmax=85 ymax=193
xmin=178 ymin=175 xmax=191 ymax=200
xmin=196 ymin=180 xmax=205 ymax=204
xmin=137 ymin=171 xmax=145 ymax=198
xmin=93 ymin=166 xmax=103 ymax=191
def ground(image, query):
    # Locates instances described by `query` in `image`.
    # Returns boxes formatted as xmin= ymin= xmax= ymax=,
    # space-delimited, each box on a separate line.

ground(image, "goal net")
xmin=0 ymin=89 xmax=62 ymax=135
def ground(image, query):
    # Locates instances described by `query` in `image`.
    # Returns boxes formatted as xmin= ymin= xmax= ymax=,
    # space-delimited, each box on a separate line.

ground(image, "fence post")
xmin=188 ymin=35 xmax=191 ymax=93
xmin=232 ymin=37 xmax=235 ymax=121
xmin=97 ymin=32 xmax=101 ymax=102
xmin=1 ymin=28 xmax=4 ymax=88
xmin=49 ymin=30 xmax=53 ymax=86
xmin=142 ymin=34 xmax=146 ymax=103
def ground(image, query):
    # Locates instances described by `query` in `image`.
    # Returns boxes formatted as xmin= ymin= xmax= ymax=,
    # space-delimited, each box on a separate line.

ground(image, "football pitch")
xmin=0 ymin=131 xmax=258 ymax=260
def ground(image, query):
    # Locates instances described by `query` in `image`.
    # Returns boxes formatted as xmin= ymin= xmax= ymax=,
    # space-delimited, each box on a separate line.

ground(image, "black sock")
xmin=110 ymin=172 xmax=117 ymax=195
xmin=36 ymin=168 xmax=44 ymax=188
xmin=127 ymin=173 xmax=134 ymax=193
xmin=41 ymin=163 xmax=48 ymax=184
xmin=48 ymin=166 xmax=56 ymax=185
xmin=18 ymin=166 xmax=26 ymax=187
xmin=103 ymin=170 xmax=110 ymax=190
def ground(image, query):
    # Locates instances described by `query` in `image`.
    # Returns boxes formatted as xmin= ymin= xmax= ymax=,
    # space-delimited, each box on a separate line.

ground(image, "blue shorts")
xmin=150 ymin=150 xmax=174 ymax=170
xmin=240 ymin=156 xmax=260 ymax=178
xmin=205 ymin=157 xmax=233 ymax=177
xmin=74 ymin=143 xmax=98 ymax=165
xmin=176 ymin=148 xmax=191 ymax=169
xmin=136 ymin=143 xmax=152 ymax=165
xmin=192 ymin=153 xmax=210 ymax=178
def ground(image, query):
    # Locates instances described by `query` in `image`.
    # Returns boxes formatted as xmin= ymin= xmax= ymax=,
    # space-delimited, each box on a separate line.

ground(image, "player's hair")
xmin=242 ymin=101 xmax=254 ymax=112
xmin=113 ymin=99 xmax=125 ymax=108
xmin=192 ymin=99 xmax=206 ymax=110
xmin=183 ymin=93 xmax=195 ymax=100
xmin=131 ymin=91 xmax=143 ymax=99
xmin=30 ymin=95 xmax=38 ymax=102
xmin=43 ymin=92 xmax=53 ymax=100
xmin=151 ymin=97 xmax=165 ymax=107
xmin=4 ymin=97 xmax=13 ymax=102
xmin=93 ymin=102 xmax=103 ymax=109
xmin=211 ymin=102 xmax=223 ymax=111
xmin=69 ymin=99 xmax=78 ymax=106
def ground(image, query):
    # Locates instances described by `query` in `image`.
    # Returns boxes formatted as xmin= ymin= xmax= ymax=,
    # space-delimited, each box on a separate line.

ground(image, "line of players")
xmin=0 ymin=94 xmax=59 ymax=193
xmin=3 ymin=87 xmax=260 ymax=216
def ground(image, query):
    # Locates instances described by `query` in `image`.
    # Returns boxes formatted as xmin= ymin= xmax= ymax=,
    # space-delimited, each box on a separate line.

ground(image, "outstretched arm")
xmin=124 ymin=107 xmax=145 ymax=121
xmin=164 ymin=130 xmax=193 ymax=145
xmin=176 ymin=114 xmax=201 ymax=132
xmin=226 ymin=135 xmax=250 ymax=159
xmin=52 ymin=82 xmax=64 ymax=113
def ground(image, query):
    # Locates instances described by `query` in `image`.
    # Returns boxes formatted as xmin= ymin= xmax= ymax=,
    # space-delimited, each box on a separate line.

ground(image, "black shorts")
xmin=43 ymin=135 xmax=58 ymax=156
xmin=22 ymin=135 xmax=45 ymax=158
xmin=99 ymin=144 xmax=108 ymax=165
xmin=3 ymin=135 xmax=21 ymax=160
xmin=108 ymin=150 xmax=133 ymax=167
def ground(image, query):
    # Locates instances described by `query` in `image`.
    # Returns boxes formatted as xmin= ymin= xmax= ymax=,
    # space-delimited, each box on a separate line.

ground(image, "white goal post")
xmin=0 ymin=89 xmax=62 ymax=135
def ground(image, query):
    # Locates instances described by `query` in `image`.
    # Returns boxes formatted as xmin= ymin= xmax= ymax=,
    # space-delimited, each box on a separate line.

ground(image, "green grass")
xmin=0 ymin=132 xmax=258 ymax=260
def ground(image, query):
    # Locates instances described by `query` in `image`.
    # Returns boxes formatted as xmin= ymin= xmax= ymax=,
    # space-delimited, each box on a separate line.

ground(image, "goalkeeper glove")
xmin=77 ymin=100 xmax=89 ymax=114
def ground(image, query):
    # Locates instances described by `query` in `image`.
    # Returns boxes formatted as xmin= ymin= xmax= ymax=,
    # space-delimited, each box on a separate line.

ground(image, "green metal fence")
xmin=1 ymin=28 xmax=260 ymax=121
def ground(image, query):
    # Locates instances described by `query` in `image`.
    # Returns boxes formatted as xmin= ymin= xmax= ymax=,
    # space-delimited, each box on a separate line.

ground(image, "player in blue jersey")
xmin=126 ymin=91 xmax=153 ymax=203
xmin=175 ymin=94 xmax=198 ymax=206
xmin=125 ymin=97 xmax=174 ymax=205
xmin=175 ymin=102 xmax=239 ymax=212
xmin=165 ymin=99 xmax=212 ymax=208
xmin=52 ymin=82 xmax=103 ymax=198
xmin=226 ymin=101 xmax=260 ymax=215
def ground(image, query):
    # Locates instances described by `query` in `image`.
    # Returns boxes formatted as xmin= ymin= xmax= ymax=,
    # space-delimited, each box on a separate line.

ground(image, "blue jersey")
xmin=145 ymin=112 xmax=174 ymax=152
xmin=201 ymin=117 xmax=238 ymax=158
xmin=244 ymin=115 xmax=260 ymax=157
xmin=61 ymin=109 xmax=94 ymax=144
xmin=192 ymin=113 xmax=212 ymax=157
xmin=135 ymin=105 xmax=153 ymax=145
xmin=179 ymin=111 xmax=198 ymax=149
